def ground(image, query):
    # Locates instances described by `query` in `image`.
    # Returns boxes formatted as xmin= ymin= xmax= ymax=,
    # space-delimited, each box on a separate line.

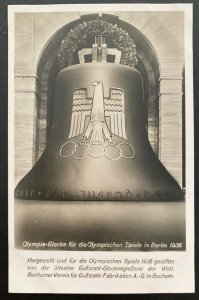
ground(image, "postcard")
xmin=8 ymin=3 xmax=194 ymax=294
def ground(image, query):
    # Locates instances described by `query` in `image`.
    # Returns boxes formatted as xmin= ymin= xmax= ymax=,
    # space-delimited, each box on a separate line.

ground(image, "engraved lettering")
xmin=80 ymin=191 xmax=85 ymax=199
xmin=30 ymin=190 xmax=35 ymax=197
xmin=45 ymin=190 xmax=50 ymax=198
xmin=87 ymin=191 xmax=95 ymax=199
xmin=126 ymin=189 xmax=132 ymax=199
xmin=62 ymin=190 xmax=66 ymax=199
xmin=106 ymin=191 xmax=112 ymax=199
xmin=98 ymin=191 xmax=104 ymax=199
xmin=115 ymin=191 xmax=122 ymax=199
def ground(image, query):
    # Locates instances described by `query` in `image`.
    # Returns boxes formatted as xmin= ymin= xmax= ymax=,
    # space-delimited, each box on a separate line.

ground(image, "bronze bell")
xmin=15 ymin=59 xmax=183 ymax=201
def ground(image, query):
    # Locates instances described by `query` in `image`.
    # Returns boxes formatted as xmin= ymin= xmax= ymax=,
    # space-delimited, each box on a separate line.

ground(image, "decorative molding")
xmin=159 ymin=77 xmax=183 ymax=81
xmin=158 ymin=92 xmax=183 ymax=97
xmin=15 ymin=74 xmax=39 ymax=94
xmin=15 ymin=74 xmax=38 ymax=79
xmin=15 ymin=90 xmax=38 ymax=94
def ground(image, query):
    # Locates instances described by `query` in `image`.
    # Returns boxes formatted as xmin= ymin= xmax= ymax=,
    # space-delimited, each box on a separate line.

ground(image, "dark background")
xmin=0 ymin=0 xmax=198 ymax=299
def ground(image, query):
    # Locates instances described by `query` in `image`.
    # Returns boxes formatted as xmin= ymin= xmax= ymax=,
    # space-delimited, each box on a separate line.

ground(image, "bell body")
xmin=15 ymin=63 xmax=183 ymax=201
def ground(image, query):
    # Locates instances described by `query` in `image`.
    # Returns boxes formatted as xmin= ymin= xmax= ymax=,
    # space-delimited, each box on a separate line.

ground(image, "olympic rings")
xmin=118 ymin=142 xmax=136 ymax=159
xmin=104 ymin=144 xmax=122 ymax=161
xmin=60 ymin=140 xmax=136 ymax=160
xmin=73 ymin=143 xmax=89 ymax=160
xmin=60 ymin=141 xmax=76 ymax=158
xmin=87 ymin=142 xmax=106 ymax=158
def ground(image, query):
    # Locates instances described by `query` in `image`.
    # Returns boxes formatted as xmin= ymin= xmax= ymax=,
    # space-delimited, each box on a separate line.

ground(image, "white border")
xmin=8 ymin=3 xmax=192 ymax=12
xmin=8 ymin=3 xmax=194 ymax=294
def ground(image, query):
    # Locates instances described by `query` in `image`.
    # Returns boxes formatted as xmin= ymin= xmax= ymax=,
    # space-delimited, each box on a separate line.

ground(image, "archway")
xmin=35 ymin=13 xmax=160 ymax=162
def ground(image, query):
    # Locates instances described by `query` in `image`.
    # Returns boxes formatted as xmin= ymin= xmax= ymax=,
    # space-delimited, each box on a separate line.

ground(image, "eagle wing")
xmin=104 ymin=88 xmax=127 ymax=139
xmin=68 ymin=88 xmax=92 ymax=138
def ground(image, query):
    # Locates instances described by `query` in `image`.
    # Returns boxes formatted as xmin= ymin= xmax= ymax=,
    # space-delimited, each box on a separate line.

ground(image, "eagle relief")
xmin=60 ymin=81 xmax=135 ymax=160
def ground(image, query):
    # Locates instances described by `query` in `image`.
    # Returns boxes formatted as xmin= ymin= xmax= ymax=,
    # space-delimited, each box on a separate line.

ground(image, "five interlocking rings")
xmin=60 ymin=141 xmax=135 ymax=160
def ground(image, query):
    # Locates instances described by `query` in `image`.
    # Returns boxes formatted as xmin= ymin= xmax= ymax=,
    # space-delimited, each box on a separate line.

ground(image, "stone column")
xmin=158 ymin=57 xmax=184 ymax=186
xmin=14 ymin=75 xmax=38 ymax=184
xmin=14 ymin=14 xmax=37 ymax=183
xmin=35 ymin=86 xmax=47 ymax=162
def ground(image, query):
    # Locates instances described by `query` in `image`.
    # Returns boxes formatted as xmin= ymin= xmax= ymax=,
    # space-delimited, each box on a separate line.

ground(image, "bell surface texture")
xmin=15 ymin=63 xmax=183 ymax=201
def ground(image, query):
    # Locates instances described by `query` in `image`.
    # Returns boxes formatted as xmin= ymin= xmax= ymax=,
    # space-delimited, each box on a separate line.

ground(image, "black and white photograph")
xmin=8 ymin=3 xmax=194 ymax=294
